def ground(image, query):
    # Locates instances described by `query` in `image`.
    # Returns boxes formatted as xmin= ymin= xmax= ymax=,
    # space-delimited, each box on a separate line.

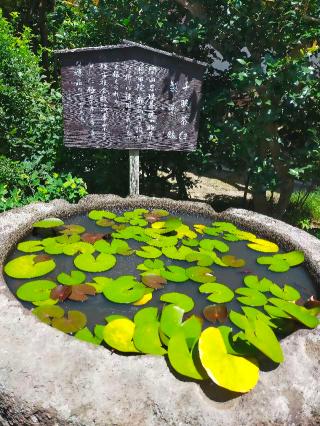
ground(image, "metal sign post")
xmin=129 ymin=149 xmax=140 ymax=196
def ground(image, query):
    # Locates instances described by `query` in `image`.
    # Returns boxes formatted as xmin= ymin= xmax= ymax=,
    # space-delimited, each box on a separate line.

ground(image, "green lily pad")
xmin=17 ymin=240 xmax=44 ymax=253
xmin=160 ymin=293 xmax=194 ymax=313
xmin=199 ymin=283 xmax=234 ymax=303
xmin=198 ymin=249 xmax=228 ymax=267
xmin=33 ymin=218 xmax=64 ymax=228
xmin=105 ymin=314 xmax=128 ymax=323
xmin=32 ymin=298 xmax=58 ymax=307
xmin=162 ymin=246 xmax=193 ymax=260
xmin=32 ymin=305 xmax=64 ymax=325
xmin=168 ymin=330 xmax=205 ymax=380
xmin=74 ymin=253 xmax=116 ymax=272
xmin=186 ymin=266 xmax=216 ymax=283
xmin=199 ymin=327 xmax=259 ymax=393
xmin=199 ymin=239 xmax=229 ymax=253
xmin=160 ymin=304 xmax=184 ymax=338
xmin=160 ymin=265 xmax=188 ymax=282
xmin=264 ymin=304 xmax=291 ymax=319
xmin=241 ymin=307 xmax=276 ymax=328
xmin=218 ymin=326 xmax=255 ymax=356
xmin=94 ymin=239 xmax=132 ymax=255
xmin=103 ymin=276 xmax=146 ymax=303
xmin=136 ymin=259 xmax=165 ymax=272
xmin=87 ymin=277 xmax=113 ymax=293
xmin=269 ymin=298 xmax=319 ymax=328
xmin=52 ymin=310 xmax=87 ymax=334
xmin=221 ymin=255 xmax=246 ymax=268
xmin=229 ymin=310 xmax=250 ymax=330
xmin=133 ymin=308 xmax=166 ymax=355
xmin=244 ymin=318 xmax=284 ymax=363
xmin=148 ymin=235 xmax=178 ymax=248
xmin=63 ymin=242 xmax=95 ymax=256
xmin=103 ymin=318 xmax=139 ymax=352
xmin=269 ymin=283 xmax=301 ymax=301
xmin=185 ymin=251 xmax=213 ymax=267
xmin=257 ymin=251 xmax=305 ymax=272
xmin=57 ymin=270 xmax=86 ymax=286
xmin=243 ymin=275 xmax=272 ymax=292
xmin=182 ymin=238 xmax=199 ymax=247
xmin=88 ymin=210 xmax=116 ymax=221
xmin=235 ymin=287 xmax=267 ymax=306
xmin=59 ymin=224 xmax=86 ymax=235
xmin=135 ymin=246 xmax=162 ymax=258
xmin=75 ymin=327 xmax=103 ymax=345
xmin=5 ymin=255 xmax=56 ymax=279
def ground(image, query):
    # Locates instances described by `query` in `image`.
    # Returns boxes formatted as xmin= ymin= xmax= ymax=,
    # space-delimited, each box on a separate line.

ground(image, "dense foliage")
xmin=0 ymin=1 xmax=319 ymax=219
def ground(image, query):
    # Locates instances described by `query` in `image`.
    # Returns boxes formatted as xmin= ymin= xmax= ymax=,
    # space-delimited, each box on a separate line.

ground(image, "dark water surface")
xmin=4 ymin=211 xmax=318 ymax=332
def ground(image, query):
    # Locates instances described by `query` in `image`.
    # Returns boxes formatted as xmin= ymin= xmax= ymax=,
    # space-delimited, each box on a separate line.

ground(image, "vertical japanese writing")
xmin=135 ymin=64 xmax=145 ymax=141
xmin=146 ymin=65 xmax=157 ymax=140
xmin=124 ymin=63 xmax=133 ymax=139
xmin=99 ymin=63 xmax=109 ymax=137
xmin=87 ymin=62 xmax=96 ymax=139
xmin=73 ymin=61 xmax=84 ymax=124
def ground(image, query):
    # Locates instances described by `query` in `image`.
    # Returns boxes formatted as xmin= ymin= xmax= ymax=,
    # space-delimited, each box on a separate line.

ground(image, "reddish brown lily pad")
xmin=52 ymin=310 xmax=87 ymax=334
xmin=81 ymin=233 xmax=105 ymax=243
xmin=50 ymin=285 xmax=72 ymax=302
xmin=141 ymin=273 xmax=167 ymax=289
xmin=304 ymin=295 xmax=320 ymax=309
xmin=203 ymin=305 xmax=228 ymax=323
xmin=69 ymin=284 xmax=96 ymax=302
xmin=34 ymin=254 xmax=53 ymax=264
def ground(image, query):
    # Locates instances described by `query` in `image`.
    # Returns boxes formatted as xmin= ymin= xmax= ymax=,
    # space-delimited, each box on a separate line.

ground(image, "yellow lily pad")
xmin=103 ymin=318 xmax=139 ymax=353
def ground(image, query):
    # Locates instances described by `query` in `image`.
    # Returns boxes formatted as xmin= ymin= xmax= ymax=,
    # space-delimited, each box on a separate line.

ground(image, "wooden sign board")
xmin=55 ymin=41 xmax=207 ymax=151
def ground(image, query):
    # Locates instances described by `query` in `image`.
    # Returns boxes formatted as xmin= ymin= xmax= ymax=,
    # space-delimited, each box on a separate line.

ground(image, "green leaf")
xmin=59 ymin=224 xmax=86 ymax=235
xmin=257 ymin=251 xmax=305 ymax=272
xmin=235 ymin=287 xmax=268 ymax=306
xmin=75 ymin=327 xmax=102 ymax=345
xmin=243 ymin=275 xmax=272 ymax=292
xmin=57 ymin=270 xmax=86 ymax=286
xmin=105 ymin=314 xmax=127 ymax=323
xmin=199 ymin=327 xmax=259 ymax=392
xmin=5 ymin=255 xmax=56 ymax=279
xmin=199 ymin=239 xmax=229 ymax=253
xmin=162 ymin=245 xmax=193 ymax=260
xmin=52 ymin=310 xmax=87 ymax=334
xmin=182 ymin=238 xmax=199 ymax=247
xmin=88 ymin=210 xmax=116 ymax=220
xmin=185 ymin=251 xmax=213 ymax=267
xmin=94 ymin=239 xmax=132 ymax=255
xmin=135 ymin=246 xmax=162 ymax=259
xmin=74 ymin=253 xmax=116 ymax=272
xmin=63 ymin=242 xmax=95 ymax=256
xmin=136 ymin=259 xmax=165 ymax=272
xmin=269 ymin=283 xmax=301 ymax=301
xmin=148 ymin=236 xmax=178 ymax=248
xmin=103 ymin=276 xmax=146 ymax=303
xmin=32 ymin=305 xmax=64 ymax=325
xmin=17 ymin=240 xmax=44 ymax=253
xmin=221 ymin=255 xmax=245 ymax=268
xmin=87 ymin=277 xmax=112 ymax=293
xmin=244 ymin=318 xmax=284 ymax=363
xmin=160 ymin=265 xmax=188 ymax=282
xmin=133 ymin=308 xmax=166 ymax=355
xmin=160 ymin=304 xmax=184 ymax=338
xmin=229 ymin=310 xmax=250 ymax=330
xmin=241 ymin=307 xmax=276 ymax=328
xmin=269 ymin=298 xmax=319 ymax=328
xmin=168 ymin=330 xmax=205 ymax=380
xmin=186 ymin=266 xmax=216 ymax=283
xmin=160 ymin=292 xmax=194 ymax=312
xmin=264 ymin=304 xmax=291 ymax=319
xmin=199 ymin=283 xmax=234 ymax=303
xmin=103 ymin=318 xmax=139 ymax=352
xmin=33 ymin=218 xmax=64 ymax=228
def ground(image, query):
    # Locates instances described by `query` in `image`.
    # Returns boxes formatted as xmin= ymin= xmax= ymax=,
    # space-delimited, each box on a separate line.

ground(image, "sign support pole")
xmin=129 ymin=149 xmax=140 ymax=196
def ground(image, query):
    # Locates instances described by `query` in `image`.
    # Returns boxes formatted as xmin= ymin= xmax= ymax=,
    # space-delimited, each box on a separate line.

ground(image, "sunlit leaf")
xmin=199 ymin=283 xmax=234 ymax=303
xmin=241 ymin=307 xmax=276 ymax=328
xmin=32 ymin=305 xmax=64 ymax=325
xmin=75 ymin=327 xmax=102 ymax=345
xmin=17 ymin=240 xmax=44 ymax=253
xmin=257 ymin=251 xmax=305 ymax=272
xmin=175 ymin=224 xmax=197 ymax=239
xmin=148 ymin=235 xmax=178 ymax=248
xmin=74 ymin=253 xmax=116 ymax=272
xmin=243 ymin=275 xmax=272 ymax=292
xmin=221 ymin=255 xmax=245 ymax=268
xmin=33 ymin=218 xmax=64 ymax=228
xmin=199 ymin=239 xmax=229 ymax=253
xmin=161 ymin=265 xmax=188 ymax=282
xmin=133 ymin=308 xmax=166 ymax=355
xmin=160 ymin=292 xmax=194 ymax=312
xmin=235 ymin=287 xmax=267 ymax=306
xmin=5 ymin=254 xmax=56 ymax=279
xmin=194 ymin=224 xmax=206 ymax=234
xmin=269 ymin=283 xmax=301 ymax=301
xmin=57 ymin=270 xmax=86 ymax=286
xmin=160 ymin=304 xmax=184 ymax=338
xmin=133 ymin=292 xmax=153 ymax=306
xmin=103 ymin=276 xmax=146 ymax=303
xmin=203 ymin=305 xmax=228 ymax=323
xmin=186 ymin=266 xmax=216 ymax=283
xmin=136 ymin=259 xmax=165 ymax=272
xmin=199 ymin=327 xmax=259 ymax=393
xmin=229 ymin=310 xmax=250 ymax=330
xmin=105 ymin=314 xmax=127 ymax=323
xmin=88 ymin=210 xmax=116 ymax=221
xmin=247 ymin=238 xmax=279 ymax=253
xmin=269 ymin=298 xmax=319 ymax=328
xmin=185 ymin=251 xmax=213 ymax=266
xmin=32 ymin=298 xmax=58 ymax=307
xmin=162 ymin=245 xmax=193 ymax=260
xmin=94 ymin=239 xmax=132 ymax=255
xmin=264 ymin=304 xmax=291 ymax=319
xmin=86 ymin=276 xmax=113 ymax=293
xmin=63 ymin=242 xmax=95 ymax=256
xmin=59 ymin=224 xmax=86 ymax=235
xmin=16 ymin=279 xmax=56 ymax=302
xmin=52 ymin=310 xmax=87 ymax=334
xmin=135 ymin=246 xmax=162 ymax=259
xmin=182 ymin=238 xmax=200 ymax=247
xmin=103 ymin=318 xmax=139 ymax=352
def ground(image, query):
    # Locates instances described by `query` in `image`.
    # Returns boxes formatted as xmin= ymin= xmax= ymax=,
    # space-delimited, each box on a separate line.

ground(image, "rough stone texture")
xmin=0 ymin=194 xmax=319 ymax=426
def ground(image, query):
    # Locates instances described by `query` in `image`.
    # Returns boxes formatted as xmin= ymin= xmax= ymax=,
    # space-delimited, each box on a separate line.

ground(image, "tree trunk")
xmin=39 ymin=0 xmax=49 ymax=77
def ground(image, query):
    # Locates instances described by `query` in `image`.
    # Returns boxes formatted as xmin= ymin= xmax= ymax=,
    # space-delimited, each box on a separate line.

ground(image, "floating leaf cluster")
xmin=4 ymin=209 xmax=319 ymax=395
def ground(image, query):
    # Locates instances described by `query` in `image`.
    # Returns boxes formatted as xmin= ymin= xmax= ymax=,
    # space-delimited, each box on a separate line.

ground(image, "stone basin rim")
xmin=0 ymin=194 xmax=319 ymax=426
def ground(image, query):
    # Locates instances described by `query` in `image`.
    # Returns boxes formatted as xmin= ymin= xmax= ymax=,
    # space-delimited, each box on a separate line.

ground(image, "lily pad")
xmin=32 ymin=305 xmax=64 ymax=325
xmin=161 ymin=265 xmax=188 ymax=282
xmin=199 ymin=327 xmax=259 ymax=393
xmin=33 ymin=218 xmax=64 ymax=228
xmin=235 ymin=287 xmax=267 ymax=307
xmin=203 ymin=305 xmax=228 ymax=323
xmin=162 ymin=246 xmax=193 ymax=260
xmin=81 ymin=233 xmax=105 ymax=243
xmin=269 ymin=298 xmax=319 ymax=328
xmin=52 ymin=310 xmax=87 ymax=334
xmin=103 ymin=318 xmax=139 ymax=352
xmin=63 ymin=242 xmax=95 ymax=256
xmin=17 ymin=240 xmax=44 ymax=253
xmin=168 ymin=330 xmax=205 ymax=380
xmin=68 ymin=284 xmax=96 ymax=302
xmin=74 ymin=253 xmax=116 ymax=272
xmin=185 ymin=251 xmax=213 ymax=267
xmin=141 ymin=272 xmax=167 ymax=289
xmin=182 ymin=238 xmax=199 ymax=247
xmin=133 ymin=308 xmax=166 ymax=355
xmin=264 ymin=304 xmax=291 ymax=319
xmin=243 ymin=275 xmax=272 ymax=292
xmin=59 ymin=224 xmax=86 ymax=235
xmin=148 ymin=235 xmax=178 ymax=248
xmin=269 ymin=283 xmax=301 ymax=301
xmin=94 ymin=239 xmax=132 ymax=255
xmin=16 ymin=280 xmax=56 ymax=302
xmin=257 ymin=251 xmax=305 ymax=272
xmin=75 ymin=327 xmax=103 ymax=345
xmin=199 ymin=283 xmax=234 ymax=303
xmin=137 ymin=259 xmax=165 ymax=272
xmin=241 ymin=307 xmax=276 ymax=328
xmin=5 ymin=255 xmax=56 ymax=279
xmin=103 ymin=276 xmax=146 ymax=303
xmin=86 ymin=277 xmax=112 ymax=293
xmin=88 ymin=210 xmax=116 ymax=221
xmin=135 ymin=246 xmax=162 ymax=259
xmin=247 ymin=238 xmax=279 ymax=253
xmin=57 ymin=270 xmax=86 ymax=286
xmin=133 ymin=292 xmax=153 ymax=306
xmin=50 ymin=285 xmax=72 ymax=302
xmin=221 ymin=255 xmax=246 ymax=268
xmin=175 ymin=224 xmax=197 ymax=240
xmin=199 ymin=239 xmax=229 ymax=253
xmin=160 ymin=292 xmax=194 ymax=313
xmin=186 ymin=266 xmax=216 ymax=283
xmin=160 ymin=304 xmax=184 ymax=338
